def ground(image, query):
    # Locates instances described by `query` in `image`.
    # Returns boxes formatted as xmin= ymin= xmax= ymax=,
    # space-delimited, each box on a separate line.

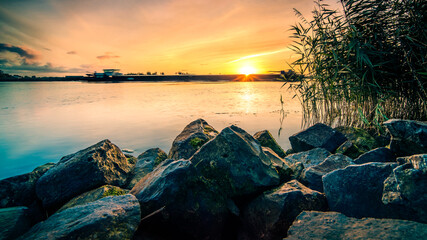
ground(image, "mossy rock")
xmin=254 ymin=130 xmax=286 ymax=158
xmin=335 ymin=126 xmax=379 ymax=158
xmin=190 ymin=137 xmax=208 ymax=150
xmin=58 ymin=185 xmax=128 ymax=212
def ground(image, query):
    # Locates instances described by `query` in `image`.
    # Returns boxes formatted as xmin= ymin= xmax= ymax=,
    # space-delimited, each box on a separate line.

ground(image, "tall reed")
xmin=288 ymin=0 xmax=426 ymax=131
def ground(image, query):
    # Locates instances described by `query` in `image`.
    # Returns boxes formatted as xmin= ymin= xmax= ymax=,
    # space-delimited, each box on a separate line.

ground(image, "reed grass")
xmin=287 ymin=0 xmax=427 ymax=132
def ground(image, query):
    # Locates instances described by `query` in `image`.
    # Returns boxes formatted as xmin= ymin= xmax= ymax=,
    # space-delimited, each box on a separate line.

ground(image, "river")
xmin=0 ymin=81 xmax=302 ymax=179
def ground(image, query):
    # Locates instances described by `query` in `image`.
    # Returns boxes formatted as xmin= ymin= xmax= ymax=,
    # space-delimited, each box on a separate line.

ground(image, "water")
xmin=0 ymin=81 xmax=302 ymax=180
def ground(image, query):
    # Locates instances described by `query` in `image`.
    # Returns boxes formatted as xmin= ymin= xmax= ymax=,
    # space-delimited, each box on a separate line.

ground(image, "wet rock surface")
xmin=285 ymin=211 xmax=427 ymax=240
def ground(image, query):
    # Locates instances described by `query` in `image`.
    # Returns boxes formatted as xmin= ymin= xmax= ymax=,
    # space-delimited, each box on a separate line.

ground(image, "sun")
xmin=239 ymin=65 xmax=257 ymax=76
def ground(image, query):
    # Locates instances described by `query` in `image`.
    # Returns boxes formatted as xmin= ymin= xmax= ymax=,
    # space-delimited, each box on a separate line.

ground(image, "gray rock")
xmin=168 ymin=119 xmax=218 ymax=160
xmin=323 ymin=162 xmax=398 ymax=218
xmin=190 ymin=125 xmax=280 ymax=197
xmin=382 ymin=154 xmax=427 ymax=223
xmin=286 ymin=211 xmax=427 ymax=240
xmin=384 ymin=119 xmax=427 ymax=156
xmin=354 ymin=147 xmax=396 ymax=164
xmin=284 ymin=148 xmax=331 ymax=168
xmin=254 ymin=130 xmax=286 ymax=158
xmin=289 ymin=123 xmax=347 ymax=153
xmin=239 ymin=180 xmax=327 ymax=240
xmin=36 ymin=139 xmax=132 ymax=210
xmin=262 ymin=147 xmax=293 ymax=183
xmin=131 ymin=160 xmax=229 ymax=239
xmin=18 ymin=194 xmax=140 ymax=240
xmin=0 ymin=163 xmax=54 ymax=208
xmin=58 ymin=185 xmax=128 ymax=212
xmin=0 ymin=207 xmax=32 ymax=240
xmin=125 ymin=148 xmax=167 ymax=189
xmin=301 ymin=154 xmax=354 ymax=192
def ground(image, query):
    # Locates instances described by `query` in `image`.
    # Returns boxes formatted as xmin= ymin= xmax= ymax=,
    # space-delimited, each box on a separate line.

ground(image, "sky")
xmin=0 ymin=0 xmax=340 ymax=76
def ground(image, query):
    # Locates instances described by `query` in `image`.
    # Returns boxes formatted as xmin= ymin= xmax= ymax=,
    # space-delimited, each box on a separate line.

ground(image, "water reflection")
xmin=0 ymin=81 xmax=302 ymax=179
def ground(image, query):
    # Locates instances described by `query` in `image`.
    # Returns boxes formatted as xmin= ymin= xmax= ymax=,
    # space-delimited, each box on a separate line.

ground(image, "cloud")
xmin=0 ymin=43 xmax=89 ymax=74
xmin=96 ymin=52 xmax=120 ymax=60
xmin=228 ymin=48 xmax=291 ymax=63
xmin=67 ymin=50 xmax=77 ymax=54
xmin=0 ymin=43 xmax=40 ymax=61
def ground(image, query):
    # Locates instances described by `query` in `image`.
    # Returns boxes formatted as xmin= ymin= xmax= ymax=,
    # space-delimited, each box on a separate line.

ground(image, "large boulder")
xmin=285 ymin=211 xmax=427 ymax=240
xmin=335 ymin=126 xmax=379 ymax=158
xmin=382 ymin=154 xmax=427 ymax=223
xmin=323 ymin=162 xmax=398 ymax=219
xmin=0 ymin=207 xmax=32 ymax=240
xmin=125 ymin=148 xmax=167 ymax=189
xmin=254 ymin=130 xmax=286 ymax=158
xmin=239 ymin=180 xmax=327 ymax=240
xmin=36 ymin=139 xmax=132 ymax=210
xmin=18 ymin=194 xmax=140 ymax=240
xmin=190 ymin=125 xmax=280 ymax=197
xmin=301 ymin=154 xmax=354 ymax=192
xmin=58 ymin=185 xmax=128 ymax=212
xmin=354 ymin=147 xmax=396 ymax=164
xmin=384 ymin=119 xmax=427 ymax=157
xmin=168 ymin=119 xmax=218 ymax=160
xmin=289 ymin=123 xmax=347 ymax=153
xmin=0 ymin=163 xmax=54 ymax=208
xmin=131 ymin=160 xmax=230 ymax=239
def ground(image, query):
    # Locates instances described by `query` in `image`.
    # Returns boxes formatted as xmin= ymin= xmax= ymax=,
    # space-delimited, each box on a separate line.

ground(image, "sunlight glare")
xmin=239 ymin=65 xmax=257 ymax=76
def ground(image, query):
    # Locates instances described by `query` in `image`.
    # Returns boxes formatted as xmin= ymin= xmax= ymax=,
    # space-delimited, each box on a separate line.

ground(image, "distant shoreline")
xmin=0 ymin=73 xmax=289 ymax=82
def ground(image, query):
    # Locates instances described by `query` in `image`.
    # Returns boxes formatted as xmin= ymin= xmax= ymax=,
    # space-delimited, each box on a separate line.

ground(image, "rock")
xmin=262 ymin=147 xmax=293 ymax=183
xmin=239 ymin=180 xmax=327 ymax=240
xmin=383 ymin=119 xmax=427 ymax=156
xmin=58 ymin=185 xmax=128 ymax=212
xmin=131 ymin=160 xmax=229 ymax=239
xmin=0 ymin=163 xmax=55 ymax=225
xmin=301 ymin=154 xmax=354 ymax=192
xmin=382 ymin=154 xmax=427 ymax=223
xmin=284 ymin=148 xmax=331 ymax=168
xmin=0 ymin=207 xmax=32 ymax=240
xmin=18 ymin=194 xmax=140 ymax=240
xmin=125 ymin=148 xmax=167 ymax=189
xmin=0 ymin=163 xmax=54 ymax=208
xmin=122 ymin=148 xmax=134 ymax=153
xmin=190 ymin=125 xmax=280 ymax=197
xmin=289 ymin=123 xmax=347 ymax=153
xmin=323 ymin=162 xmax=398 ymax=218
xmin=168 ymin=118 xmax=218 ymax=160
xmin=36 ymin=139 xmax=132 ymax=210
xmin=285 ymin=211 xmax=427 ymax=240
xmin=354 ymin=147 xmax=396 ymax=164
xmin=335 ymin=126 xmax=379 ymax=158
xmin=254 ymin=130 xmax=286 ymax=158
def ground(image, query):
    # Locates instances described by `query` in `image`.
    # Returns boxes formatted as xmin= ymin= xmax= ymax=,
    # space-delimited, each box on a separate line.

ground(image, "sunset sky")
xmin=0 ymin=0 xmax=339 ymax=76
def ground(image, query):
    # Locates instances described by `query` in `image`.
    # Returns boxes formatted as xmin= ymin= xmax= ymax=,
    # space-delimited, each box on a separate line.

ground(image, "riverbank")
xmin=0 ymin=119 xmax=426 ymax=239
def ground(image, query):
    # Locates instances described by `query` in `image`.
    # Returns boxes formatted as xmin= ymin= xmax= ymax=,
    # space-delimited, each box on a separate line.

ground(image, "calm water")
xmin=0 ymin=81 xmax=302 ymax=180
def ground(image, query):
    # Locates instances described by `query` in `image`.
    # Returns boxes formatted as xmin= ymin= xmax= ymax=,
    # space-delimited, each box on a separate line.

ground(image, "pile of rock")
xmin=0 ymin=118 xmax=425 ymax=239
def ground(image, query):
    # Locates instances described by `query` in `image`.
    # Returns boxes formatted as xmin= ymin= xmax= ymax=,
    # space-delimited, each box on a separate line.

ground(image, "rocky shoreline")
xmin=0 ymin=118 xmax=426 ymax=239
